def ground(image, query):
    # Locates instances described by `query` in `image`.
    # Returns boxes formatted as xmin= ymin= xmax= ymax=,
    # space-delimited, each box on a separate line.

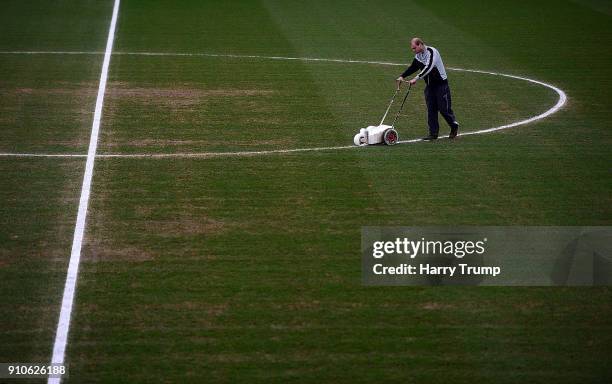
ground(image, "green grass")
xmin=1 ymin=0 xmax=611 ymax=383
xmin=0 ymin=0 xmax=112 ymax=51
xmin=0 ymin=54 xmax=103 ymax=153
xmin=0 ymin=1 xmax=108 ymax=378
xmin=0 ymin=159 xmax=83 ymax=374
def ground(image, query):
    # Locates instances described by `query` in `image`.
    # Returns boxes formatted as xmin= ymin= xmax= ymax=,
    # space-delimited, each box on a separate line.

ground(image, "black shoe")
xmin=422 ymin=135 xmax=438 ymax=141
xmin=449 ymin=123 xmax=459 ymax=139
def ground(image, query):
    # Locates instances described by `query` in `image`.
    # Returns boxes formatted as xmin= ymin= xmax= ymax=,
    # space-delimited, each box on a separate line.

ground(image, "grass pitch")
xmin=1 ymin=0 xmax=611 ymax=383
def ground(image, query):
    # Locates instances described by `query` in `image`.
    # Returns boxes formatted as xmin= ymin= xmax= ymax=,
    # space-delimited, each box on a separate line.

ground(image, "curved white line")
xmin=442 ymin=67 xmax=567 ymax=137
xmin=0 ymin=51 xmax=567 ymax=159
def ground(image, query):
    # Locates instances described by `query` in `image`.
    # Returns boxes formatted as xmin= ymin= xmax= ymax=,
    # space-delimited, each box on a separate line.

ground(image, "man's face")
xmin=411 ymin=42 xmax=423 ymax=54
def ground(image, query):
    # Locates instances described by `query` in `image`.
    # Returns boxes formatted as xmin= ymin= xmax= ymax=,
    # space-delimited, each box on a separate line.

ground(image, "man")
xmin=396 ymin=38 xmax=459 ymax=140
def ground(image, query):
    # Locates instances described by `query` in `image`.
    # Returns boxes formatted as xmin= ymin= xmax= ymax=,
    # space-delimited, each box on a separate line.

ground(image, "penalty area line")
xmin=48 ymin=0 xmax=120 ymax=383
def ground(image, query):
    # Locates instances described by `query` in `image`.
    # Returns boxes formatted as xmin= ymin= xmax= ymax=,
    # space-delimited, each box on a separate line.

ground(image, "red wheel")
xmin=383 ymin=129 xmax=398 ymax=145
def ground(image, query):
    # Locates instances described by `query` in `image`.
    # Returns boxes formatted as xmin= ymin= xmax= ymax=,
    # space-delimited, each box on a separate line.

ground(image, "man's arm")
xmin=400 ymin=58 xmax=424 ymax=79
xmin=396 ymin=58 xmax=424 ymax=89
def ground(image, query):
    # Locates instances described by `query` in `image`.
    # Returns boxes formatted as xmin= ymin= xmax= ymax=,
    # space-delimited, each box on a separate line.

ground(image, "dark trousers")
xmin=424 ymin=82 xmax=457 ymax=137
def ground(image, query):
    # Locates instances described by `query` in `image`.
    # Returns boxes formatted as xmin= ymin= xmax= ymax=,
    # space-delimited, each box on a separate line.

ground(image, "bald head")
xmin=411 ymin=37 xmax=425 ymax=54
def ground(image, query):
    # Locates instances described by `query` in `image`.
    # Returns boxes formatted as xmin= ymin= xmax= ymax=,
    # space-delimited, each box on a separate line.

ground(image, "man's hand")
xmin=409 ymin=78 xmax=417 ymax=85
xmin=396 ymin=77 xmax=404 ymax=90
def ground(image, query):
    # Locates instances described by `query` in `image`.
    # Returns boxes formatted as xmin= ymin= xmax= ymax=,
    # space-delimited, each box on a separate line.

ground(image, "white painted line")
xmin=0 ymin=153 xmax=86 ymax=158
xmin=94 ymin=64 xmax=567 ymax=158
xmin=441 ymin=68 xmax=567 ymax=137
xmin=113 ymin=51 xmax=405 ymax=67
xmin=0 ymin=51 xmax=103 ymax=55
xmin=48 ymin=1 xmax=120 ymax=383
xmin=96 ymin=144 xmax=358 ymax=158
xmin=0 ymin=51 xmax=567 ymax=160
